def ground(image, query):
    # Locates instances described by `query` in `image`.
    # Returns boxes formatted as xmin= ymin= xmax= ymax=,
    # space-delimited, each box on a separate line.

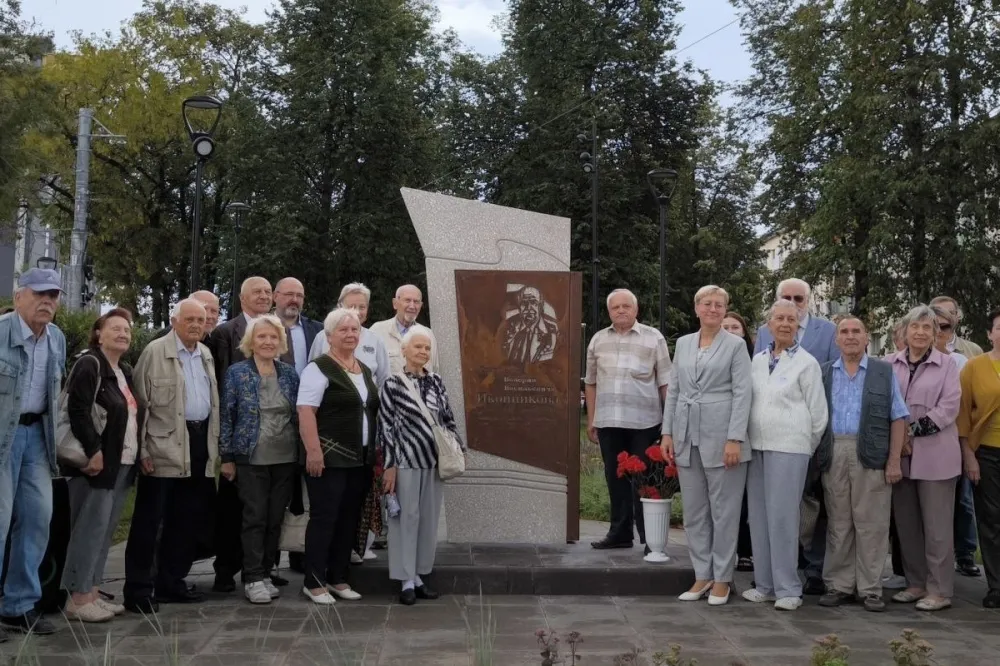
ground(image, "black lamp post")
xmin=226 ymin=201 xmax=250 ymax=315
xmin=578 ymin=118 xmax=599 ymax=338
xmin=182 ymin=94 xmax=223 ymax=291
xmin=646 ymin=168 xmax=680 ymax=335
xmin=36 ymin=256 xmax=57 ymax=271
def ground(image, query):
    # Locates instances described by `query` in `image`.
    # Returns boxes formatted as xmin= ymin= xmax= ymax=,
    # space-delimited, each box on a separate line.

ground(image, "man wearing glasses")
xmin=754 ymin=278 xmax=838 ymax=597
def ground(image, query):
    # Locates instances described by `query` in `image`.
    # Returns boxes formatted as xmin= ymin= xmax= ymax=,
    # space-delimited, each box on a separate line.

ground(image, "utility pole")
xmin=578 ymin=118 xmax=600 ymax=337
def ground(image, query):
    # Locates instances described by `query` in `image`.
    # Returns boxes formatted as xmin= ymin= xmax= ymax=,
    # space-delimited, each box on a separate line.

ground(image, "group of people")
xmin=586 ymin=280 xmax=998 ymax=612
xmin=0 ymin=271 xmax=462 ymax=638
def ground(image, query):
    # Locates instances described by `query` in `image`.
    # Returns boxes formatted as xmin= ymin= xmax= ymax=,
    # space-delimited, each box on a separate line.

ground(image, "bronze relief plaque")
xmin=455 ymin=270 xmax=582 ymax=483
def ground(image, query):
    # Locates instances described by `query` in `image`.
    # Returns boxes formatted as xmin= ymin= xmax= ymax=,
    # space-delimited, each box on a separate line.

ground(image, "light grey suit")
xmin=662 ymin=329 xmax=752 ymax=582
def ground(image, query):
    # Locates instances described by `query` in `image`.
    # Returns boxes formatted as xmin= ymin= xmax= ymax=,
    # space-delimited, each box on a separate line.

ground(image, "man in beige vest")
xmin=370 ymin=284 xmax=438 ymax=374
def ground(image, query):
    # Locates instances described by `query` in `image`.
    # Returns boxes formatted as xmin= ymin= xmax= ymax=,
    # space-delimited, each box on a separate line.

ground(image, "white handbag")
xmin=397 ymin=373 xmax=465 ymax=480
xmin=55 ymin=355 xmax=106 ymax=468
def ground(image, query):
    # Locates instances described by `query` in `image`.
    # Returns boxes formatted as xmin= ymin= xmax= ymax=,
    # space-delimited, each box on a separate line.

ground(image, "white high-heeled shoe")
xmin=302 ymin=586 xmax=336 ymax=605
xmin=327 ymin=584 xmax=362 ymax=601
xmin=708 ymin=586 xmax=731 ymax=606
xmin=678 ymin=583 xmax=713 ymax=601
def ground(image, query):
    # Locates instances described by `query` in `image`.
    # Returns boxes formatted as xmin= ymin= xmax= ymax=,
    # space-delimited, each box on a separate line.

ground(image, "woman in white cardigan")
xmin=743 ymin=299 xmax=828 ymax=611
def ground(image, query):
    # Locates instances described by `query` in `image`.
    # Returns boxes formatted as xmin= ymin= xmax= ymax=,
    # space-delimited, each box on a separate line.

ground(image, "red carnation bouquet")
xmin=615 ymin=445 xmax=680 ymax=500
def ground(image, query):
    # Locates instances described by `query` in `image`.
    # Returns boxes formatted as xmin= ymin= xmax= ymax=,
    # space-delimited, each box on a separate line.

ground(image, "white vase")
xmin=641 ymin=497 xmax=671 ymax=563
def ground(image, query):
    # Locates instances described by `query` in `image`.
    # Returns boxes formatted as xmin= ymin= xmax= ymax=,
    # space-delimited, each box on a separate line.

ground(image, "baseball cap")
xmin=17 ymin=268 xmax=63 ymax=293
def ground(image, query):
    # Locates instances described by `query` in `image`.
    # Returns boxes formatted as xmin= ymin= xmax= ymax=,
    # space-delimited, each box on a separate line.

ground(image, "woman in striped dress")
xmin=378 ymin=325 xmax=465 ymax=605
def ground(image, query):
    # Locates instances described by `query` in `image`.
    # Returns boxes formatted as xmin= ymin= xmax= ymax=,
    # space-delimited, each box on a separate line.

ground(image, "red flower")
xmin=664 ymin=459 xmax=678 ymax=479
xmin=638 ymin=485 xmax=661 ymax=499
xmin=646 ymin=444 xmax=665 ymax=463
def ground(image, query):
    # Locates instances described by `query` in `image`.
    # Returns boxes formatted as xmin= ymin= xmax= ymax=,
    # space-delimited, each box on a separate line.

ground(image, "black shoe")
xmin=157 ymin=587 xmax=205 ymax=604
xmin=803 ymin=577 xmax=826 ymax=595
xmin=818 ymin=590 xmax=855 ymax=607
xmin=288 ymin=552 xmax=305 ymax=574
xmin=269 ymin=573 xmax=289 ymax=587
xmin=736 ymin=556 xmax=754 ymax=572
xmin=956 ymin=559 xmax=981 ymax=577
xmin=415 ymin=585 xmax=439 ymax=600
xmin=591 ymin=537 xmax=633 ymax=550
xmin=124 ymin=597 xmax=159 ymax=614
xmin=0 ymin=611 xmax=56 ymax=635
xmin=644 ymin=545 xmax=651 ymax=556
xmin=399 ymin=588 xmax=417 ymax=606
xmin=212 ymin=576 xmax=236 ymax=593
xmin=863 ymin=594 xmax=886 ymax=612
xmin=983 ymin=590 xmax=1000 ymax=609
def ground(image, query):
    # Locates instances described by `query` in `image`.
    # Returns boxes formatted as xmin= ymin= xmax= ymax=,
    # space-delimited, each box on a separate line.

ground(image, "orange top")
xmin=957 ymin=353 xmax=1000 ymax=450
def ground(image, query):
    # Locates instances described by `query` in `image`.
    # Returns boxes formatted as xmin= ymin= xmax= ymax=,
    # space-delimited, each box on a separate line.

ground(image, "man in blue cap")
xmin=0 ymin=268 xmax=66 ymax=638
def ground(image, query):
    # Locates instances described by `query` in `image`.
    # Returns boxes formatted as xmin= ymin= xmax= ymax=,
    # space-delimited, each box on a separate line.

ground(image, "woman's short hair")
xmin=694 ymin=285 xmax=729 ymax=308
xmin=323 ymin=307 xmax=362 ymax=336
xmin=338 ymin=282 xmax=371 ymax=306
xmin=901 ymin=304 xmax=939 ymax=337
xmin=766 ymin=298 xmax=798 ymax=321
xmin=89 ymin=308 xmax=134 ymax=347
xmin=239 ymin=314 xmax=289 ymax=358
xmin=930 ymin=304 xmax=958 ymax=329
xmin=401 ymin=324 xmax=433 ymax=350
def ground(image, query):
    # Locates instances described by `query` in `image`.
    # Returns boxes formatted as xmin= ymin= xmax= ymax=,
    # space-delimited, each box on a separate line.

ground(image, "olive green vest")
xmin=313 ymin=355 xmax=379 ymax=468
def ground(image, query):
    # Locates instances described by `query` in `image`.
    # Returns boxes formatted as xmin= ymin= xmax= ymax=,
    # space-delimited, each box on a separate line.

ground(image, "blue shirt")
xmin=830 ymin=354 xmax=909 ymax=435
xmin=395 ymin=318 xmax=411 ymax=337
xmin=176 ymin=337 xmax=212 ymax=422
xmin=288 ymin=319 xmax=308 ymax=376
xmin=18 ymin=315 xmax=49 ymax=415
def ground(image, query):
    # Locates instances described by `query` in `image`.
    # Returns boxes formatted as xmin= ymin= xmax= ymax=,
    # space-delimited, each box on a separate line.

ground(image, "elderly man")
xmin=370 ymin=284 xmax=438 ymax=374
xmin=208 ymin=276 xmax=272 ymax=593
xmin=273 ymin=277 xmax=323 ymax=376
xmin=152 ymin=291 xmax=220 ymax=342
xmin=0 ymin=269 xmax=66 ymax=637
xmin=585 ymin=289 xmax=671 ymax=551
xmin=754 ymin=278 xmax=838 ymax=594
xmin=123 ymin=299 xmax=219 ymax=613
xmin=310 ymin=282 xmax=390 ymax=388
xmin=500 ymin=286 xmax=559 ymax=365
xmin=817 ymin=316 xmax=908 ymax=612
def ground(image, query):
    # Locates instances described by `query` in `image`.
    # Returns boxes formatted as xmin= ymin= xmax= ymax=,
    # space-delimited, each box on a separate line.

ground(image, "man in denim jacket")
xmin=0 ymin=269 xmax=66 ymax=639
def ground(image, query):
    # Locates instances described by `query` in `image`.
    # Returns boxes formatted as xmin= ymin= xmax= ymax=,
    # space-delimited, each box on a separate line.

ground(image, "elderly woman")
xmin=743 ymin=299 xmax=827 ymax=611
xmin=219 ymin=315 xmax=300 ymax=605
xmin=379 ymin=325 xmax=465 ymax=605
xmin=957 ymin=307 xmax=1000 ymax=609
xmin=61 ymin=308 xmax=141 ymax=623
xmin=661 ymin=285 xmax=752 ymax=606
xmin=723 ymin=310 xmax=755 ymax=572
xmin=886 ymin=305 xmax=962 ymax=610
xmin=297 ymin=308 xmax=379 ymax=605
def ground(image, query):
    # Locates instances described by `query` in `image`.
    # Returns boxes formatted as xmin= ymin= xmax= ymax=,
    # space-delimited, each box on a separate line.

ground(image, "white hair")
xmin=169 ymin=298 xmax=206 ymax=320
xmin=395 ymin=284 xmax=421 ymax=299
xmin=901 ymin=304 xmax=940 ymax=337
xmin=776 ymin=278 xmax=812 ymax=299
xmin=401 ymin=324 xmax=433 ymax=349
xmin=240 ymin=276 xmax=271 ymax=296
xmin=606 ymin=289 xmax=638 ymax=309
xmin=323 ymin=307 xmax=362 ymax=335
xmin=338 ymin=282 xmax=371 ymax=306
xmin=767 ymin=298 xmax=799 ymax=320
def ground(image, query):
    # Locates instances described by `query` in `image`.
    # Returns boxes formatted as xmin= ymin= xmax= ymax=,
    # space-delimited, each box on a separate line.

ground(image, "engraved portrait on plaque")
xmin=498 ymin=284 xmax=560 ymax=365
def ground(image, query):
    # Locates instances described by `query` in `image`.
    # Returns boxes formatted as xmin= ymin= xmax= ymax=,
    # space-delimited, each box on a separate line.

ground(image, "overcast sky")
xmin=21 ymin=0 xmax=751 ymax=88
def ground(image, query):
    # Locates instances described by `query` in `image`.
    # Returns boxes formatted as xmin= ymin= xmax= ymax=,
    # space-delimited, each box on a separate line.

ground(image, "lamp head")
xmin=646 ymin=168 xmax=680 ymax=201
xmin=36 ymin=256 xmax=57 ymax=271
xmin=182 ymin=95 xmax=223 ymax=157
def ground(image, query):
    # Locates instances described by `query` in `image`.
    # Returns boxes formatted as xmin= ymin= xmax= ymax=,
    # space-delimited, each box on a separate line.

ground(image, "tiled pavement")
xmin=1 ymin=524 xmax=997 ymax=665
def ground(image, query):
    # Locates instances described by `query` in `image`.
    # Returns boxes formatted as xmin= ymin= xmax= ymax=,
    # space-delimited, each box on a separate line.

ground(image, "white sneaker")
xmin=742 ymin=588 xmax=775 ymax=603
xmin=775 ymin=596 xmax=802 ymax=611
xmin=262 ymin=579 xmax=280 ymax=599
xmin=882 ymin=574 xmax=907 ymax=589
xmin=64 ymin=600 xmax=114 ymax=623
xmin=363 ymin=548 xmax=377 ymax=561
xmin=245 ymin=581 xmax=272 ymax=605
xmin=326 ymin=584 xmax=362 ymax=600
xmin=350 ymin=551 xmax=364 ymax=564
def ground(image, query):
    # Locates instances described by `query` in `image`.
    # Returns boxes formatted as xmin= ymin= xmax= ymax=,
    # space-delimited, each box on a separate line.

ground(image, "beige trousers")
xmin=822 ymin=436 xmax=891 ymax=597
xmin=892 ymin=476 xmax=957 ymax=598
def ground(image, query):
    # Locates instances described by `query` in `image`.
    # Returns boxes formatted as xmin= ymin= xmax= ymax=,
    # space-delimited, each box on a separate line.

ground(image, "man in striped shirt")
xmin=584 ymin=289 xmax=672 ymax=551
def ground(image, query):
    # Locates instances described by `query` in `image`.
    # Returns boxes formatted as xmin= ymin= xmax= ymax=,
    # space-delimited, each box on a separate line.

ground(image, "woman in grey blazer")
xmin=661 ymin=285 xmax=752 ymax=606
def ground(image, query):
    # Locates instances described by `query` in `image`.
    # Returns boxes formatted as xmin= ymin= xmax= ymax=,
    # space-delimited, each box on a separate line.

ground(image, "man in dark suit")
xmin=208 ymin=276 xmax=273 ymax=593
xmin=273 ymin=277 xmax=324 ymax=375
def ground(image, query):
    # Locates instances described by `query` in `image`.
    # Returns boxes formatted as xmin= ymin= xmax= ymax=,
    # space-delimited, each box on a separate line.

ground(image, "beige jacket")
xmin=369 ymin=317 xmax=439 ymax=375
xmin=133 ymin=330 xmax=220 ymax=478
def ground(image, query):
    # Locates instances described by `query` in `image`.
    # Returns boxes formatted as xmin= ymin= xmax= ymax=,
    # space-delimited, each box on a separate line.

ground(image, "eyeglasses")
xmin=780 ymin=294 xmax=807 ymax=304
xmin=938 ymin=322 xmax=953 ymax=332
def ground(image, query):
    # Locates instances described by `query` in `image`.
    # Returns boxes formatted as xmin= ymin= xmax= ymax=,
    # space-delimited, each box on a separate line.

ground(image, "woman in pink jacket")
xmin=887 ymin=304 xmax=962 ymax=611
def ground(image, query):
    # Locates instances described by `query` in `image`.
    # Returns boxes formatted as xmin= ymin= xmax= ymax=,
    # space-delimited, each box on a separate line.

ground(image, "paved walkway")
xmin=1 ymin=522 xmax=997 ymax=665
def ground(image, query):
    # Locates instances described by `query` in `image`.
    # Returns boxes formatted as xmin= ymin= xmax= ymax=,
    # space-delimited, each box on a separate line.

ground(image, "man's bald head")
xmin=274 ymin=277 xmax=305 ymax=324
xmin=393 ymin=284 xmax=423 ymax=325
xmin=189 ymin=290 xmax=220 ymax=332
xmin=240 ymin=276 xmax=272 ymax=317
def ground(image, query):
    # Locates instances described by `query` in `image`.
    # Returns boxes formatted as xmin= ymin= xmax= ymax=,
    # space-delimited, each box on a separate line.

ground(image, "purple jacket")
xmin=888 ymin=349 xmax=962 ymax=481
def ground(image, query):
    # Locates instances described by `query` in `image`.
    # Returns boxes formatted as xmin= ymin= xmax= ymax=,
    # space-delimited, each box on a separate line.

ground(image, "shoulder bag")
xmin=55 ymin=354 xmax=107 ymax=468
xmin=396 ymin=373 xmax=465 ymax=480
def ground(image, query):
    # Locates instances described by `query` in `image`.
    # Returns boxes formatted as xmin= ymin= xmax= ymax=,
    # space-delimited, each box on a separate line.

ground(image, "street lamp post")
xmin=579 ymin=118 xmax=600 ymax=337
xmin=646 ymin=169 xmax=679 ymax=336
xmin=182 ymin=95 xmax=223 ymax=291
xmin=226 ymin=202 xmax=250 ymax=315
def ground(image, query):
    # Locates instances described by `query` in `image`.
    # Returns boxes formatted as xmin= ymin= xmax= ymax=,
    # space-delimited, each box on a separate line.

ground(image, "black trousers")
xmin=597 ymin=426 xmax=659 ymax=544
xmin=974 ymin=446 xmax=1000 ymax=592
xmin=236 ymin=463 xmax=297 ymax=583
xmin=124 ymin=422 xmax=214 ymax=601
xmin=737 ymin=490 xmax=752 ymax=559
xmin=213 ymin=475 xmax=244 ymax=582
xmin=889 ymin=508 xmax=904 ymax=576
xmin=303 ymin=466 xmax=366 ymax=590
